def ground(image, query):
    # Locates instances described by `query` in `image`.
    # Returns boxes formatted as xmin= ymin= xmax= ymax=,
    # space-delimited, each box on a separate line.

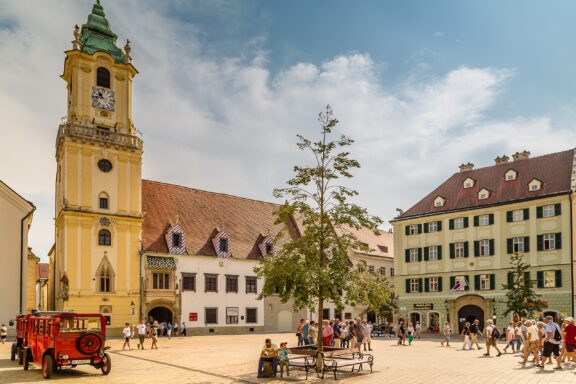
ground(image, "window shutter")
xmin=523 ymin=208 xmax=529 ymax=220
xmin=489 ymin=214 xmax=494 ymax=225
xmin=437 ymin=245 xmax=443 ymax=260
xmin=449 ymin=219 xmax=454 ymax=230
xmin=438 ymin=277 xmax=443 ymax=291
xmin=417 ymin=224 xmax=422 ymax=234
xmin=424 ymin=247 xmax=429 ymax=261
xmin=556 ymin=270 xmax=562 ymax=287
xmin=490 ymin=274 xmax=495 ymax=290
xmin=489 ymin=239 xmax=495 ymax=256
xmin=473 ymin=216 xmax=479 ymax=227
xmin=536 ymin=271 xmax=544 ymax=288
xmin=536 ymin=206 xmax=543 ymax=218
xmin=524 ymin=236 xmax=530 ymax=252
xmin=473 ymin=241 xmax=479 ymax=257
xmin=537 ymin=235 xmax=543 ymax=251
xmin=449 ymin=243 xmax=455 ymax=259
xmin=450 ymin=276 xmax=455 ymax=289
xmin=524 ymin=271 xmax=530 ymax=287
xmin=423 ymin=223 xmax=429 ymax=233
xmin=464 ymin=241 xmax=469 ymax=258
xmin=405 ymin=249 xmax=410 ymax=262
xmin=556 ymin=233 xmax=562 ymax=250
xmin=418 ymin=248 xmax=423 ymax=262
xmin=463 ymin=217 xmax=469 ymax=228
xmin=424 ymin=278 xmax=430 ymax=292
xmin=507 ymin=272 xmax=514 ymax=289
xmin=405 ymin=226 xmax=410 ymax=236
xmin=418 ymin=278 xmax=424 ymax=292
xmin=464 ymin=275 xmax=470 ymax=290
xmin=437 ymin=221 xmax=442 ymax=231
xmin=474 ymin=275 xmax=480 ymax=290
xmin=506 ymin=211 xmax=513 ymax=222
xmin=555 ymin=203 xmax=561 ymax=216
xmin=507 ymin=238 xmax=513 ymax=254
xmin=406 ymin=279 xmax=411 ymax=293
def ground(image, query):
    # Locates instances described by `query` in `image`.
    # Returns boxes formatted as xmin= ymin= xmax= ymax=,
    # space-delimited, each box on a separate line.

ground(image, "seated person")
xmin=278 ymin=342 xmax=290 ymax=377
xmin=257 ymin=338 xmax=278 ymax=378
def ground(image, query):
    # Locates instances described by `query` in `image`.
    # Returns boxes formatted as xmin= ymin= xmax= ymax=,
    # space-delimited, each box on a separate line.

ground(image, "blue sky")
xmin=1 ymin=0 xmax=576 ymax=260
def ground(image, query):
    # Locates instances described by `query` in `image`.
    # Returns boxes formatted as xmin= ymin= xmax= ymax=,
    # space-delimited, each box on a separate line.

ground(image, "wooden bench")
xmin=320 ymin=347 xmax=373 ymax=380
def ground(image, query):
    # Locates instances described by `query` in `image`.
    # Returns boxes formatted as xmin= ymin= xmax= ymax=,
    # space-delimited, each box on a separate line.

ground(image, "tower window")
xmin=97 ymin=159 xmax=113 ymax=173
xmin=98 ymin=229 xmax=111 ymax=246
xmin=100 ymin=272 xmax=111 ymax=292
xmin=97 ymin=67 xmax=110 ymax=88
xmin=99 ymin=193 xmax=109 ymax=209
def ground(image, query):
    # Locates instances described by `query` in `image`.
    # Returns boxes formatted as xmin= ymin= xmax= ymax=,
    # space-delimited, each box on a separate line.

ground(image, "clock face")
xmin=91 ymin=86 xmax=115 ymax=111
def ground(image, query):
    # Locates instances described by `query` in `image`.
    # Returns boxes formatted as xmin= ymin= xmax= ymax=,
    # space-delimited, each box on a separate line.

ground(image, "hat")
xmin=280 ymin=342 xmax=287 ymax=347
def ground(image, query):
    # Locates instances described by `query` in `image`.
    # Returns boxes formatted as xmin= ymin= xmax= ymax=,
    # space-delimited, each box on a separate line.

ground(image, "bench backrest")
xmin=322 ymin=345 xmax=360 ymax=358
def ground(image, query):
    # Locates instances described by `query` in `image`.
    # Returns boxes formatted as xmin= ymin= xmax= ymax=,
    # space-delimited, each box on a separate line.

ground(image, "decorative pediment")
xmin=212 ymin=229 xmax=232 ymax=258
xmin=258 ymin=235 xmax=273 ymax=256
xmin=478 ymin=188 xmax=491 ymax=200
xmin=164 ymin=223 xmax=187 ymax=255
xmin=528 ymin=178 xmax=542 ymax=191
xmin=434 ymin=196 xmax=446 ymax=207
xmin=505 ymin=169 xmax=517 ymax=181
xmin=463 ymin=177 xmax=475 ymax=189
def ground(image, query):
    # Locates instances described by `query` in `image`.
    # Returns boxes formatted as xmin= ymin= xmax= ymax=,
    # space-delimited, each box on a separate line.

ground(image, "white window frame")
xmin=429 ymin=277 xmax=439 ymax=292
xmin=478 ymin=189 xmax=489 ymax=200
xmin=409 ymin=248 xmax=419 ymax=263
xmin=428 ymin=221 xmax=438 ymax=233
xmin=478 ymin=214 xmax=490 ymax=226
xmin=479 ymin=239 xmax=490 ymax=256
xmin=455 ymin=242 xmax=465 ymax=258
xmin=410 ymin=279 xmax=419 ymax=293
xmin=512 ymin=209 xmax=524 ymax=222
xmin=428 ymin=246 xmax=438 ymax=261
xmin=543 ymin=233 xmax=556 ymax=250
xmin=379 ymin=266 xmax=386 ymax=276
xmin=409 ymin=224 xmax=419 ymax=235
xmin=368 ymin=265 xmax=375 ymax=273
xmin=454 ymin=218 xmax=465 ymax=229
xmin=542 ymin=204 xmax=555 ymax=218
xmin=513 ymin=237 xmax=525 ymax=253
xmin=530 ymin=182 xmax=541 ymax=191
xmin=480 ymin=274 xmax=491 ymax=290
xmin=544 ymin=271 xmax=556 ymax=288
xmin=390 ymin=268 xmax=395 ymax=276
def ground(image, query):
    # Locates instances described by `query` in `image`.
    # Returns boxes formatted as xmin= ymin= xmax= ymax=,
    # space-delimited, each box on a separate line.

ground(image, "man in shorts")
xmin=136 ymin=319 xmax=147 ymax=349
xmin=541 ymin=315 xmax=562 ymax=370
xmin=520 ymin=320 xmax=539 ymax=366
xmin=483 ymin=319 xmax=502 ymax=357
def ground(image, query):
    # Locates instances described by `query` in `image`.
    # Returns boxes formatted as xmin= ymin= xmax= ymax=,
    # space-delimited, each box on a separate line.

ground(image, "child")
xmin=279 ymin=342 xmax=290 ymax=377
xmin=122 ymin=322 xmax=132 ymax=350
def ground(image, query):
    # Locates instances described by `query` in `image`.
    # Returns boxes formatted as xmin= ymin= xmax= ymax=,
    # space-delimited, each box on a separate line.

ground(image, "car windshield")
xmin=59 ymin=317 xmax=102 ymax=333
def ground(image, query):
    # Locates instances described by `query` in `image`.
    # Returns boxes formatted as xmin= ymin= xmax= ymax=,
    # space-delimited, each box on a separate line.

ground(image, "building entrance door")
xmin=148 ymin=306 xmax=173 ymax=324
xmin=458 ymin=305 xmax=484 ymax=333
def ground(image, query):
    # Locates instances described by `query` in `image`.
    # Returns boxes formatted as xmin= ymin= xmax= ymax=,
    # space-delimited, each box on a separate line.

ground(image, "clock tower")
xmin=53 ymin=0 xmax=142 ymax=333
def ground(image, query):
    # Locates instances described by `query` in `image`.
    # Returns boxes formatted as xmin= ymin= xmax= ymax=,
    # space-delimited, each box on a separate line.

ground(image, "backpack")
xmin=554 ymin=326 xmax=562 ymax=341
xmin=491 ymin=327 xmax=500 ymax=339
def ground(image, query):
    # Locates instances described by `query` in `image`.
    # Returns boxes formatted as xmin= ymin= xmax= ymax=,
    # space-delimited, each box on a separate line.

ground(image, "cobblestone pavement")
xmin=3 ymin=334 xmax=576 ymax=383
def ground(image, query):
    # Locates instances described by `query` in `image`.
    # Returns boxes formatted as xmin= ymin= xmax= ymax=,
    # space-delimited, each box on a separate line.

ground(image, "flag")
xmin=450 ymin=276 xmax=468 ymax=292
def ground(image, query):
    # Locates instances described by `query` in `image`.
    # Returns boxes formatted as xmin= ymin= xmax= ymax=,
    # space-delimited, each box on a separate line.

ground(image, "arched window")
xmin=100 ymin=271 xmax=111 ymax=292
xmin=96 ymin=256 xmax=114 ymax=293
xmin=99 ymin=192 xmax=109 ymax=209
xmin=96 ymin=67 xmax=110 ymax=88
xmin=98 ymin=229 xmax=111 ymax=246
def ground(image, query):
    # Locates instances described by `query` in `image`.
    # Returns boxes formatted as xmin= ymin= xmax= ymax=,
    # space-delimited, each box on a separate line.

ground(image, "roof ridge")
xmin=460 ymin=148 xmax=575 ymax=173
xmin=142 ymin=179 xmax=282 ymax=207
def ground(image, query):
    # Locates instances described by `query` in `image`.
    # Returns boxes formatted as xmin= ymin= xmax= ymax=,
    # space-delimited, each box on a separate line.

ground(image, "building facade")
xmin=392 ymin=150 xmax=576 ymax=333
xmin=0 ymin=180 xmax=35 ymax=336
xmin=51 ymin=2 xmax=142 ymax=333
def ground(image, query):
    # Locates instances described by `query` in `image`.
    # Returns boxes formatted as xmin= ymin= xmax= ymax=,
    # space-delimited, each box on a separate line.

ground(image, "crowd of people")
xmin=121 ymin=318 xmax=187 ymax=351
xmin=296 ymin=317 xmax=374 ymax=351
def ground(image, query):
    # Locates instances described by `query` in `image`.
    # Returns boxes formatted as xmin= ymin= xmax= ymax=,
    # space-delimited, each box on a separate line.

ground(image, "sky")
xmin=1 ymin=0 xmax=576 ymax=261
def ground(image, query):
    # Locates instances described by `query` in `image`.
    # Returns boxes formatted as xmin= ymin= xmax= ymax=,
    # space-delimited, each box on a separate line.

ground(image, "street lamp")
xmin=444 ymin=300 xmax=450 ymax=322
xmin=130 ymin=301 xmax=136 ymax=317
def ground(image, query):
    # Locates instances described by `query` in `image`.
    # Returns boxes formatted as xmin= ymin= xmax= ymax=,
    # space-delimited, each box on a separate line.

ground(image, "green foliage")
xmin=255 ymin=106 xmax=385 ymax=348
xmin=347 ymin=261 xmax=396 ymax=320
xmin=502 ymin=253 xmax=547 ymax=320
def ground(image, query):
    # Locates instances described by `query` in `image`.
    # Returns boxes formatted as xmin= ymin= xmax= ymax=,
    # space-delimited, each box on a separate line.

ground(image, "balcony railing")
xmin=57 ymin=122 xmax=143 ymax=151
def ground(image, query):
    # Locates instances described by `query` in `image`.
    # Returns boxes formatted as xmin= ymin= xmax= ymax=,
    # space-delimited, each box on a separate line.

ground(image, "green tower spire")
xmin=80 ymin=0 xmax=124 ymax=63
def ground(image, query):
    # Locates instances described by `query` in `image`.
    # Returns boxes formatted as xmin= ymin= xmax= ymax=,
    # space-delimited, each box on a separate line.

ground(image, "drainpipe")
xmin=139 ymin=243 xmax=144 ymax=320
xmin=570 ymin=193 xmax=575 ymax=316
xmin=20 ymin=204 xmax=36 ymax=313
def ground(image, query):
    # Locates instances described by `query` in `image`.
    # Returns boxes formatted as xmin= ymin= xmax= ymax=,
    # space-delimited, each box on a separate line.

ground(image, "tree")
xmin=255 ymin=105 xmax=384 ymax=351
xmin=502 ymin=252 xmax=547 ymax=321
xmin=347 ymin=260 xmax=395 ymax=322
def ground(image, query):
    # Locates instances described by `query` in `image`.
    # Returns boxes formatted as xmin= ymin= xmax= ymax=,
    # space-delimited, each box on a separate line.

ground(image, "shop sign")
xmin=413 ymin=303 xmax=433 ymax=310
xmin=189 ymin=312 xmax=198 ymax=321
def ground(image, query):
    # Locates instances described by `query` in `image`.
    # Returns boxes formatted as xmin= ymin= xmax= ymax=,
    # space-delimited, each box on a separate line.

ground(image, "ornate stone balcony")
xmin=57 ymin=122 xmax=143 ymax=152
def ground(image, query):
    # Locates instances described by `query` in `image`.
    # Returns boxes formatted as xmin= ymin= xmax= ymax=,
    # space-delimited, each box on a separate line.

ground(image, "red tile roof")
xmin=142 ymin=180 xmax=291 ymax=259
xmin=38 ymin=263 xmax=49 ymax=280
xmin=336 ymin=225 xmax=394 ymax=259
xmin=396 ymin=149 xmax=574 ymax=220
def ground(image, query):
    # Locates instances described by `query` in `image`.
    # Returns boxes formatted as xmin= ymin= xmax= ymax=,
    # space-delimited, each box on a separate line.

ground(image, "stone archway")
xmin=448 ymin=294 xmax=493 ymax=334
xmin=148 ymin=306 xmax=173 ymax=324
xmin=458 ymin=305 xmax=484 ymax=333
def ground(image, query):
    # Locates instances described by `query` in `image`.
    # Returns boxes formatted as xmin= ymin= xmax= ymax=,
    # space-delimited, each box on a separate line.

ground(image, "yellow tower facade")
xmin=53 ymin=1 xmax=142 ymax=334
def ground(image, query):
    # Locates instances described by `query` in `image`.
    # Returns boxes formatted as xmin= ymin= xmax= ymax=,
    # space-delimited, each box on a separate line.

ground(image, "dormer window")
xmin=463 ymin=177 xmax=475 ymax=189
xmin=258 ymin=235 xmax=273 ymax=256
xmin=529 ymin=178 xmax=542 ymax=191
xmin=219 ymin=238 xmax=229 ymax=253
xmin=505 ymin=169 xmax=517 ymax=181
xmin=265 ymin=242 xmax=273 ymax=254
xmin=434 ymin=196 xmax=445 ymax=207
xmin=172 ymin=233 xmax=182 ymax=248
xmin=165 ymin=224 xmax=186 ymax=255
xmin=213 ymin=230 xmax=232 ymax=258
xmin=478 ymin=188 xmax=490 ymax=200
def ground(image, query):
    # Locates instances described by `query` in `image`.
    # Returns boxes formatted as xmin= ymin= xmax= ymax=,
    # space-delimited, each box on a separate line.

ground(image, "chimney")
xmin=459 ymin=162 xmax=474 ymax=172
xmin=512 ymin=151 xmax=531 ymax=161
xmin=495 ymin=155 xmax=510 ymax=165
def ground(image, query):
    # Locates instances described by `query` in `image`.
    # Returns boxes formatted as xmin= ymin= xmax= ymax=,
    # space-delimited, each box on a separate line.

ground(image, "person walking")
xmin=483 ymin=319 xmax=502 ymax=357
xmin=415 ymin=321 xmax=422 ymax=340
xmin=397 ymin=320 xmax=406 ymax=346
xmin=296 ymin=319 xmax=304 ymax=346
xmin=503 ymin=321 xmax=516 ymax=353
xmin=540 ymin=315 xmax=562 ymax=370
xmin=361 ymin=320 xmax=372 ymax=351
xmin=515 ymin=321 xmax=524 ymax=354
xmin=441 ymin=321 xmax=451 ymax=347
xmin=519 ymin=320 xmax=539 ymax=367
xmin=181 ymin=322 xmax=187 ymax=337
xmin=136 ymin=319 xmax=147 ymax=349
xmin=340 ymin=322 xmax=349 ymax=348
xmin=461 ymin=322 xmax=472 ymax=351
xmin=122 ymin=323 xmax=132 ymax=351
xmin=355 ymin=319 xmax=364 ymax=348
xmin=470 ymin=319 xmax=483 ymax=350
xmin=174 ymin=322 xmax=179 ymax=336
xmin=322 ymin=319 xmax=333 ymax=347
xmin=150 ymin=321 xmax=159 ymax=349
xmin=0 ymin=324 xmax=7 ymax=344
xmin=302 ymin=320 xmax=310 ymax=345
xmin=308 ymin=321 xmax=318 ymax=345
xmin=407 ymin=322 xmax=415 ymax=346
xmin=562 ymin=317 xmax=576 ymax=366
xmin=167 ymin=322 xmax=173 ymax=339
xmin=333 ymin=319 xmax=342 ymax=348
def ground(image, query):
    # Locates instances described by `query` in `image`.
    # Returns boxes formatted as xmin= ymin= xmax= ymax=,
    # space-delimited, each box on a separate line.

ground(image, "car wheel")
xmin=76 ymin=333 xmax=102 ymax=355
xmin=10 ymin=343 xmax=16 ymax=361
xmin=42 ymin=354 xmax=54 ymax=379
xmin=101 ymin=353 xmax=111 ymax=375
xmin=23 ymin=348 xmax=29 ymax=371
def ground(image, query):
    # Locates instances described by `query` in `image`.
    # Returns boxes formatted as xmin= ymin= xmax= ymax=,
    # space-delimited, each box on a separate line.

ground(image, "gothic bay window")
xmin=205 ymin=274 xmax=218 ymax=292
xmin=96 ymin=257 xmax=114 ymax=293
xmin=100 ymin=272 xmax=111 ymax=292
xmin=246 ymin=276 xmax=257 ymax=294
xmin=152 ymin=272 xmax=170 ymax=290
xmin=226 ymin=275 xmax=239 ymax=293
xmin=98 ymin=229 xmax=111 ymax=246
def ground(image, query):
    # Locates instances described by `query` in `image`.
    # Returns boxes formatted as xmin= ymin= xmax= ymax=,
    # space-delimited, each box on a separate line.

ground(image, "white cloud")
xmin=1 ymin=1 xmax=574 ymax=261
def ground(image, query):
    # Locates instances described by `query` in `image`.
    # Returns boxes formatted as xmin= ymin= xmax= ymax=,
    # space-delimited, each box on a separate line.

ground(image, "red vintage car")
xmin=19 ymin=311 xmax=111 ymax=379
xmin=10 ymin=314 xmax=28 ymax=364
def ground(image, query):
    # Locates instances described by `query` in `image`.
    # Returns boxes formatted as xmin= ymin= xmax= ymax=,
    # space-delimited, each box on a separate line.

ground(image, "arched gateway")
xmin=148 ymin=306 xmax=173 ymax=324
